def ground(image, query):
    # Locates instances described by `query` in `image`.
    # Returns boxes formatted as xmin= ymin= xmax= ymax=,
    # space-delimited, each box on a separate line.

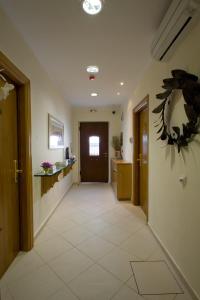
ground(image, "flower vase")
xmin=43 ymin=167 xmax=49 ymax=174
xmin=115 ymin=150 xmax=121 ymax=159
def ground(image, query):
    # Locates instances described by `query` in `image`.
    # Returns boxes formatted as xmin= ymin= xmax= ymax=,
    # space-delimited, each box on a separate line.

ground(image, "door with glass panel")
xmin=80 ymin=122 xmax=108 ymax=182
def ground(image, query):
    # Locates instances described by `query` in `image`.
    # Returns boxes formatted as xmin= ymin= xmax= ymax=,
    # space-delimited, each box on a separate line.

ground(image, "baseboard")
xmin=34 ymin=182 xmax=73 ymax=238
xmin=148 ymin=222 xmax=199 ymax=300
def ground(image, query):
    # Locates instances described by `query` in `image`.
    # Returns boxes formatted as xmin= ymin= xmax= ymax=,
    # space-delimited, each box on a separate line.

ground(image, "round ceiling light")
xmin=86 ymin=65 xmax=99 ymax=74
xmin=82 ymin=0 xmax=103 ymax=15
xmin=91 ymin=92 xmax=98 ymax=97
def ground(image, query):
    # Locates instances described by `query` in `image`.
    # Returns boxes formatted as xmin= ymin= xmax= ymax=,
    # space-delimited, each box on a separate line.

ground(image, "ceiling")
xmin=0 ymin=0 xmax=172 ymax=107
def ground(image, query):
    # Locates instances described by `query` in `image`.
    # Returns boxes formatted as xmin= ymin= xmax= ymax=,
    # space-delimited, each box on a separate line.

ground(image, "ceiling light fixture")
xmin=91 ymin=92 xmax=98 ymax=97
xmin=120 ymin=82 xmax=124 ymax=86
xmin=87 ymin=65 xmax=99 ymax=74
xmin=82 ymin=0 xmax=103 ymax=15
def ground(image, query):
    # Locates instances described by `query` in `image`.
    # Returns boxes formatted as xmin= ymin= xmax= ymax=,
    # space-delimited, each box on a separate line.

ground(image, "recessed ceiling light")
xmin=82 ymin=0 xmax=103 ymax=15
xmin=91 ymin=92 xmax=98 ymax=97
xmin=117 ymin=92 xmax=120 ymax=96
xmin=87 ymin=65 xmax=99 ymax=74
xmin=120 ymin=82 xmax=124 ymax=86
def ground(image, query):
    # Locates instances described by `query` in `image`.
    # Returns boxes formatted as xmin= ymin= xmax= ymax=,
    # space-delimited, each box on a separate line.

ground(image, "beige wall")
xmin=72 ymin=107 xmax=122 ymax=183
xmin=0 ymin=8 xmax=73 ymax=234
xmin=122 ymin=21 xmax=200 ymax=298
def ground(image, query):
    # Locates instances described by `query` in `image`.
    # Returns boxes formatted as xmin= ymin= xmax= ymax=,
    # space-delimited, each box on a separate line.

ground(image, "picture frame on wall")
xmin=48 ymin=114 xmax=64 ymax=149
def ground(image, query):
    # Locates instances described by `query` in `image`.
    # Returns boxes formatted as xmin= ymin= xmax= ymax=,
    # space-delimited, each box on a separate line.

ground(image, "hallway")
xmin=0 ymin=184 xmax=191 ymax=300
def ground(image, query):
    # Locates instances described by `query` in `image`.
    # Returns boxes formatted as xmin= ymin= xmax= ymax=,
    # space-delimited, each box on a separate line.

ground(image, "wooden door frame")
xmin=132 ymin=95 xmax=149 ymax=213
xmin=0 ymin=51 xmax=33 ymax=251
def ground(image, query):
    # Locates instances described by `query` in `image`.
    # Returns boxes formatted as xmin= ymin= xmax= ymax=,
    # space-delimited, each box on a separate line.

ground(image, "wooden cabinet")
xmin=111 ymin=159 xmax=132 ymax=200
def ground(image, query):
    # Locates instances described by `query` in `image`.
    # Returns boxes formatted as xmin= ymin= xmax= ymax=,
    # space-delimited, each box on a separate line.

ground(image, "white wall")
xmin=72 ymin=107 xmax=122 ymax=183
xmin=122 ymin=21 xmax=200 ymax=298
xmin=0 ymin=7 xmax=73 ymax=234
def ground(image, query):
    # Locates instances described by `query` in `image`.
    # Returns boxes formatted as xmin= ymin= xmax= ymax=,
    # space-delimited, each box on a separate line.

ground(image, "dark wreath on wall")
xmin=152 ymin=69 xmax=200 ymax=152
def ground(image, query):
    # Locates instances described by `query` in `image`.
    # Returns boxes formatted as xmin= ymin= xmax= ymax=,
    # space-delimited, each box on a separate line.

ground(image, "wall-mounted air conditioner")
xmin=151 ymin=0 xmax=200 ymax=62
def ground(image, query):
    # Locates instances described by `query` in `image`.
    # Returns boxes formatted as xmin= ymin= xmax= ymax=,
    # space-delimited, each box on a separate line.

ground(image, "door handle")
xmin=137 ymin=153 xmax=142 ymax=167
xmin=14 ymin=160 xmax=23 ymax=183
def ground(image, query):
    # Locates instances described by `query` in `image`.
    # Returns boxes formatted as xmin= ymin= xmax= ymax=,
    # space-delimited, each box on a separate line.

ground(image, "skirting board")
xmin=148 ymin=222 xmax=199 ymax=300
xmin=34 ymin=181 xmax=73 ymax=238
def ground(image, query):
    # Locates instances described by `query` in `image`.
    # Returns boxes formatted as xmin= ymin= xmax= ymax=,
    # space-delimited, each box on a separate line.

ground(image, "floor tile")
xmin=98 ymin=248 xmax=137 ymax=282
xmin=48 ymin=248 xmax=93 ymax=283
xmin=35 ymin=236 xmax=73 ymax=262
xmin=116 ymin=216 xmax=146 ymax=234
xmin=111 ymin=285 xmax=143 ymax=300
xmin=2 ymin=250 xmax=44 ymax=285
xmin=83 ymin=218 xmax=110 ymax=234
xmin=125 ymin=275 xmax=138 ymax=293
xmin=68 ymin=211 xmax=93 ymax=225
xmin=120 ymin=227 xmax=159 ymax=259
xmin=130 ymin=261 xmax=183 ymax=295
xmin=101 ymin=211 xmax=126 ymax=225
xmin=174 ymin=291 xmax=192 ymax=300
xmin=8 ymin=265 xmax=63 ymax=300
xmin=76 ymin=236 xmax=115 ymax=261
xmin=147 ymin=246 xmax=169 ymax=261
xmin=0 ymin=284 xmax=13 ymax=300
xmin=61 ymin=226 xmax=94 ymax=246
xmin=35 ymin=226 xmax=58 ymax=245
xmin=97 ymin=225 xmax=132 ymax=245
xmin=68 ymin=264 xmax=122 ymax=300
xmin=47 ymin=217 xmax=77 ymax=233
xmin=48 ymin=286 xmax=79 ymax=300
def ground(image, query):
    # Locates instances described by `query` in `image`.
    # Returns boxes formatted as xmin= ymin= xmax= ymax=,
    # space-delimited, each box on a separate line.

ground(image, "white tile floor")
xmin=0 ymin=183 xmax=193 ymax=300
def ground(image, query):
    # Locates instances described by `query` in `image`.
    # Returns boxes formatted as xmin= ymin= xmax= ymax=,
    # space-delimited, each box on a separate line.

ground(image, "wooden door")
xmin=80 ymin=122 xmax=108 ymax=182
xmin=0 ymin=77 xmax=20 ymax=277
xmin=138 ymin=108 xmax=148 ymax=216
xmin=133 ymin=96 xmax=149 ymax=218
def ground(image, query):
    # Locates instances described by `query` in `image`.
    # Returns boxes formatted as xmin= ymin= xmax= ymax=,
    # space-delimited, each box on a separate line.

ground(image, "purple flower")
xmin=41 ymin=161 xmax=53 ymax=169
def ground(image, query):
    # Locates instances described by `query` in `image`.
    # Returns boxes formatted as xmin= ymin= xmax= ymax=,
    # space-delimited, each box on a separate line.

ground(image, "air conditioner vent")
xmin=151 ymin=0 xmax=200 ymax=61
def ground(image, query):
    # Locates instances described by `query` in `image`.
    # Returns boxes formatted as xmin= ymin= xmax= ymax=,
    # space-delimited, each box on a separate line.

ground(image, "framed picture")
xmin=48 ymin=114 xmax=64 ymax=149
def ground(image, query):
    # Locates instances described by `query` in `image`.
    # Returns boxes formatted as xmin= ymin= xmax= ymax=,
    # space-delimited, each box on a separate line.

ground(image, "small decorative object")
xmin=152 ymin=69 xmax=200 ymax=152
xmin=112 ymin=136 xmax=121 ymax=158
xmin=129 ymin=137 xmax=133 ymax=144
xmin=65 ymin=147 xmax=69 ymax=159
xmin=48 ymin=114 xmax=64 ymax=149
xmin=41 ymin=161 xmax=53 ymax=174
xmin=0 ymin=73 xmax=14 ymax=102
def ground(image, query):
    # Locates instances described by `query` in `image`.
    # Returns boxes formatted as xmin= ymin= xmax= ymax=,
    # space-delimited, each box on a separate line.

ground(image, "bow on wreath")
xmin=152 ymin=69 xmax=200 ymax=152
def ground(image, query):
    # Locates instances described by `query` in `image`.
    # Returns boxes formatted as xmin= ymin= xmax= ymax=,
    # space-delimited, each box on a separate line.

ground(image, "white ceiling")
xmin=0 ymin=0 xmax=171 ymax=107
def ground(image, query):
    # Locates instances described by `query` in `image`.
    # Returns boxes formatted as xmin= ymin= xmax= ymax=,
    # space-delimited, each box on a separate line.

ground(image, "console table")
xmin=34 ymin=161 xmax=75 ymax=197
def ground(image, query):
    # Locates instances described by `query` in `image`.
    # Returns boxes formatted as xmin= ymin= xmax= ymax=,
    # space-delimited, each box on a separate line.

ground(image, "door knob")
xmin=14 ymin=160 xmax=23 ymax=183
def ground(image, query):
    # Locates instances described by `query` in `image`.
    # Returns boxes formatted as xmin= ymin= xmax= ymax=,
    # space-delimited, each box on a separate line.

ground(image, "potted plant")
xmin=41 ymin=161 xmax=53 ymax=174
xmin=112 ymin=136 xmax=121 ymax=159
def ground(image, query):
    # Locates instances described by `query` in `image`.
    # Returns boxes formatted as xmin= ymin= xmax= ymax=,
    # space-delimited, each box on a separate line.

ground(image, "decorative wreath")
xmin=152 ymin=69 xmax=200 ymax=152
